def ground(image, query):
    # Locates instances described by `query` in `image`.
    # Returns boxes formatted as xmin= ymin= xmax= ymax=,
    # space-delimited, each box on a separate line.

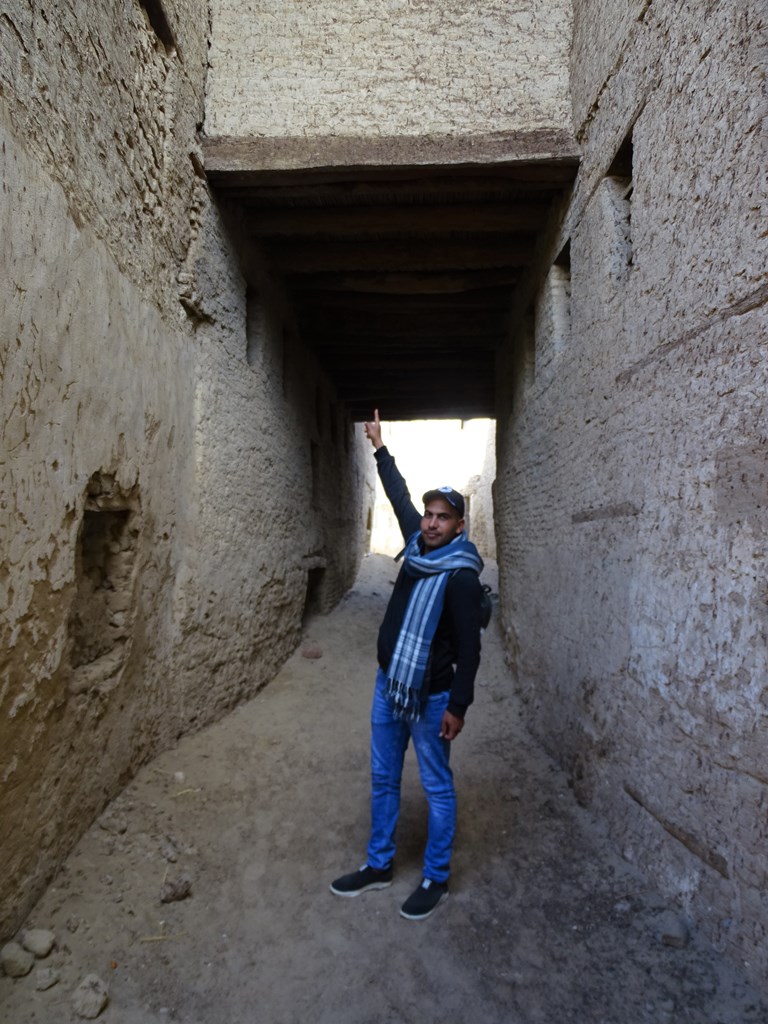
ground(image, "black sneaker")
xmin=329 ymin=863 xmax=393 ymax=897
xmin=400 ymin=878 xmax=449 ymax=920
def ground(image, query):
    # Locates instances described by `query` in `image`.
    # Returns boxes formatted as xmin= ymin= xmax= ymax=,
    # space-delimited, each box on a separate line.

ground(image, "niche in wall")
xmin=302 ymin=566 xmax=326 ymax=624
xmin=314 ymin=385 xmax=325 ymax=437
xmin=605 ymin=132 xmax=634 ymax=279
xmin=310 ymin=442 xmax=321 ymax=510
xmin=246 ymin=288 xmax=265 ymax=369
xmin=522 ymin=307 xmax=536 ymax=387
xmin=139 ymin=0 xmax=177 ymax=55
xmin=552 ymin=239 xmax=572 ymax=354
xmin=68 ymin=472 xmax=141 ymax=694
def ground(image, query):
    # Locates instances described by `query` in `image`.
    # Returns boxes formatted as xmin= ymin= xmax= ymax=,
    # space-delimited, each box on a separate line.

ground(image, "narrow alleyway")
xmin=1 ymin=556 xmax=764 ymax=1024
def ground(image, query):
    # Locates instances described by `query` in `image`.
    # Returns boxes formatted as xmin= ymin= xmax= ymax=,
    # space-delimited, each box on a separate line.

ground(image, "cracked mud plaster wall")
xmin=495 ymin=0 xmax=768 ymax=991
xmin=206 ymin=0 xmax=572 ymax=139
xmin=0 ymin=0 xmax=373 ymax=938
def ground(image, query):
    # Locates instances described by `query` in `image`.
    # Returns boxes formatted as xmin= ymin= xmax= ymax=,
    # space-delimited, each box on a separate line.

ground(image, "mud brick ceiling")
xmin=204 ymin=132 xmax=579 ymax=420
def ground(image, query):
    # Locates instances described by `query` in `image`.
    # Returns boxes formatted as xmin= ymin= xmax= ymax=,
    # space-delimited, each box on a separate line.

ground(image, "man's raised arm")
xmin=363 ymin=409 xmax=421 ymax=541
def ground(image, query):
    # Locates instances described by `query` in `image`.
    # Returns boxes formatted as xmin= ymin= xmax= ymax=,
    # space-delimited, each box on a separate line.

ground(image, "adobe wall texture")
xmin=207 ymin=0 xmax=572 ymax=139
xmin=495 ymin=0 xmax=767 ymax=990
xmin=0 ymin=1 xmax=373 ymax=938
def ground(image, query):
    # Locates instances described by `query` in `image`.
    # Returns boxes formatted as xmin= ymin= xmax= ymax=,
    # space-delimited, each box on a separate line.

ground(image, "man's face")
xmin=420 ymin=498 xmax=464 ymax=550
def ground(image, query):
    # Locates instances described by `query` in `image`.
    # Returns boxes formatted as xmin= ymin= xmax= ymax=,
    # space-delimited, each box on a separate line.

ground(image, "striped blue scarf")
xmin=386 ymin=530 xmax=483 ymax=720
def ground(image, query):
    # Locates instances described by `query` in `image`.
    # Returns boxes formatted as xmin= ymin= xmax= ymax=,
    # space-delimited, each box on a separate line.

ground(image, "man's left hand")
xmin=439 ymin=710 xmax=464 ymax=741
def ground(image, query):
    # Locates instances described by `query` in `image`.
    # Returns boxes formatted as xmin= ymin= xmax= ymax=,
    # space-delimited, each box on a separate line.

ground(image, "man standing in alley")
xmin=330 ymin=410 xmax=484 ymax=920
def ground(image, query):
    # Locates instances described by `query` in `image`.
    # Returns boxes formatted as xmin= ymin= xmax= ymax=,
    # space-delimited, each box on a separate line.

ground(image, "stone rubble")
xmin=34 ymin=966 xmax=61 ymax=991
xmin=72 ymin=973 xmax=109 ymax=1019
xmin=159 ymin=874 xmax=193 ymax=903
xmin=657 ymin=910 xmax=691 ymax=949
xmin=0 ymin=941 xmax=34 ymax=977
xmin=20 ymin=927 xmax=56 ymax=957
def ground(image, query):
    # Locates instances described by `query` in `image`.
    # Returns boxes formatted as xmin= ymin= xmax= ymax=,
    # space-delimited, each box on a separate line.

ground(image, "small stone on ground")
xmin=72 ymin=973 xmax=109 ymax=1018
xmin=658 ymin=910 xmax=691 ymax=948
xmin=35 ymin=965 xmax=61 ymax=990
xmin=159 ymin=874 xmax=192 ymax=903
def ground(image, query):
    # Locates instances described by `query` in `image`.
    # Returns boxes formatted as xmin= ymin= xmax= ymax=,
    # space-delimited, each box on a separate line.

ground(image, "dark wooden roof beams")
xmin=203 ymin=132 xmax=579 ymax=419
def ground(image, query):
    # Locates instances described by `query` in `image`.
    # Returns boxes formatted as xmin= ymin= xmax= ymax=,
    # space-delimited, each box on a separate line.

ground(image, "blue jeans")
xmin=367 ymin=668 xmax=456 ymax=884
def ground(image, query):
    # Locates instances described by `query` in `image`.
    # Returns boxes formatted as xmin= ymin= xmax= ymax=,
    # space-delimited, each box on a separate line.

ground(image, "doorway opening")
xmin=302 ymin=566 xmax=326 ymax=625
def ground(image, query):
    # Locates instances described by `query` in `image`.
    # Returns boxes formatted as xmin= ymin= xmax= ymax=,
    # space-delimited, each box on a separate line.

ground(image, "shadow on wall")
xmin=369 ymin=419 xmax=496 ymax=559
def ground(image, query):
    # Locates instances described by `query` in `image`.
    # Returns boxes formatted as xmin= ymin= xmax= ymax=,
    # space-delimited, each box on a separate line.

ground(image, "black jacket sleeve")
xmin=373 ymin=446 xmax=422 ymax=541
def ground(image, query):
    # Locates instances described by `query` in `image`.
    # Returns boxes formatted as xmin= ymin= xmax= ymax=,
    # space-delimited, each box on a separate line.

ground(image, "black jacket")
xmin=374 ymin=446 xmax=483 ymax=718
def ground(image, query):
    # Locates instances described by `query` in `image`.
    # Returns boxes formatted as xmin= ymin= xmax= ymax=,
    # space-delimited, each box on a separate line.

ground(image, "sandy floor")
xmin=1 ymin=554 xmax=765 ymax=1024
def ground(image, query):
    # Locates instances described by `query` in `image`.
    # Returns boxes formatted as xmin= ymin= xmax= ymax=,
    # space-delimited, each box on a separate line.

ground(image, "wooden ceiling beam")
xmin=286 ymin=269 xmax=520 ymax=294
xmin=347 ymin=407 xmax=493 ymax=422
xmin=299 ymin=305 xmax=504 ymax=333
xmin=340 ymin=392 xmax=494 ymax=417
xmin=327 ymin=361 xmax=495 ymax=378
xmin=339 ymin=382 xmax=493 ymax=402
xmin=244 ymin=203 xmax=549 ymax=237
xmin=307 ymin=331 xmax=504 ymax=347
xmin=323 ymin=341 xmax=494 ymax=356
xmin=220 ymin=177 xmax=569 ymax=205
xmin=267 ymin=237 xmax=533 ymax=273
xmin=310 ymin=331 xmax=502 ymax=349
xmin=204 ymin=129 xmax=580 ymax=184
xmin=287 ymin=269 xmax=519 ymax=295
xmin=292 ymin=288 xmax=511 ymax=312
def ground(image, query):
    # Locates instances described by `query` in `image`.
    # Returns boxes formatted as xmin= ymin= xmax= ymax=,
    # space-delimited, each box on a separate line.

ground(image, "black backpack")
xmin=449 ymin=569 xmax=493 ymax=631
xmin=479 ymin=584 xmax=493 ymax=631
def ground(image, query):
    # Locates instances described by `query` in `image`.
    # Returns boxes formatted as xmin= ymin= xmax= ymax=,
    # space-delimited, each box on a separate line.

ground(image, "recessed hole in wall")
xmin=608 ymin=134 xmax=633 ymax=179
xmin=68 ymin=472 xmax=140 ymax=694
xmin=282 ymin=329 xmax=292 ymax=398
xmin=246 ymin=288 xmax=265 ymax=369
xmin=606 ymin=132 xmax=634 ymax=274
xmin=139 ymin=0 xmax=177 ymax=55
xmin=311 ymin=442 xmax=321 ymax=510
xmin=302 ymin=567 xmax=325 ymax=624
xmin=523 ymin=307 xmax=536 ymax=386
xmin=555 ymin=239 xmax=571 ymax=273
xmin=315 ymin=386 xmax=324 ymax=437
xmin=551 ymin=240 xmax=572 ymax=354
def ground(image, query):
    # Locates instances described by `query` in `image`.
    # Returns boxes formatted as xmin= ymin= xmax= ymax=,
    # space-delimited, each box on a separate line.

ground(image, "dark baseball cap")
xmin=422 ymin=486 xmax=465 ymax=518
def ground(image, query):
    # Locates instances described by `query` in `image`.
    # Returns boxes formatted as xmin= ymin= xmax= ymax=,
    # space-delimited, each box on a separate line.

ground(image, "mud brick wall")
xmin=0 ymin=0 xmax=372 ymax=938
xmin=207 ymin=0 xmax=572 ymax=139
xmin=495 ymin=0 xmax=767 ymax=990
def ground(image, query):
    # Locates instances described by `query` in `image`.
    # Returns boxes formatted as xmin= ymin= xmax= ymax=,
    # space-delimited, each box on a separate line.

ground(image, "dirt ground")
xmin=1 ymin=554 xmax=765 ymax=1024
